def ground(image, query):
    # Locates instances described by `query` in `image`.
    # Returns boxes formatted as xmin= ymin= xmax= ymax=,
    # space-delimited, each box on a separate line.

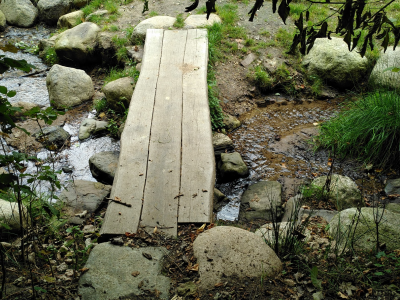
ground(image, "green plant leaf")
xmin=34 ymin=286 xmax=47 ymax=293
xmin=0 ymin=86 xmax=7 ymax=94
xmin=7 ymin=90 xmax=16 ymax=98
xmin=311 ymin=266 xmax=322 ymax=291
xmin=0 ymin=222 xmax=11 ymax=230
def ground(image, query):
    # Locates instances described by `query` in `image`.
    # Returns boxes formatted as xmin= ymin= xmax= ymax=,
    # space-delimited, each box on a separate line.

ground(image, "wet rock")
xmin=218 ymin=152 xmax=249 ymax=182
xmin=0 ymin=0 xmax=38 ymax=28
xmin=183 ymin=13 xmax=221 ymax=28
xmin=212 ymin=132 xmax=233 ymax=155
xmin=240 ymin=53 xmax=257 ymax=67
xmin=223 ymin=114 xmax=241 ymax=131
xmin=329 ymin=207 xmax=400 ymax=251
xmin=33 ymin=126 xmax=70 ymax=149
xmin=302 ymin=37 xmax=368 ymax=90
xmin=78 ymin=118 xmax=108 ymax=140
xmin=127 ymin=45 xmax=144 ymax=63
xmin=193 ymin=226 xmax=282 ymax=291
xmin=0 ymin=10 xmax=7 ymax=31
xmin=281 ymin=194 xmax=304 ymax=223
xmin=58 ymin=180 xmax=111 ymax=224
xmin=369 ymin=47 xmax=400 ymax=90
xmin=37 ymin=0 xmax=73 ymax=25
xmin=213 ymin=188 xmax=229 ymax=212
xmin=0 ymin=199 xmax=30 ymax=231
xmin=240 ymin=181 xmax=282 ymax=221
xmin=89 ymin=151 xmax=119 ymax=184
xmin=55 ymin=22 xmax=101 ymax=64
xmin=79 ymin=244 xmax=171 ymax=300
xmin=384 ymin=178 xmax=400 ymax=196
xmin=102 ymin=77 xmax=135 ymax=109
xmin=47 ymin=64 xmax=94 ymax=109
xmin=131 ymin=16 xmax=176 ymax=42
xmin=312 ymin=174 xmax=363 ymax=210
xmin=57 ymin=10 xmax=84 ymax=28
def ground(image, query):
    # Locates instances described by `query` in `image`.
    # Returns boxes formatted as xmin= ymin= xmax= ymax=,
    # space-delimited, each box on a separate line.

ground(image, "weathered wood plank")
xmin=179 ymin=29 xmax=215 ymax=223
xmin=139 ymin=30 xmax=188 ymax=236
xmin=100 ymin=29 xmax=164 ymax=236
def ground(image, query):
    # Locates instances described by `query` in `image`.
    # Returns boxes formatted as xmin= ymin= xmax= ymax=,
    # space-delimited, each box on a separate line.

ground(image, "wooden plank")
xmin=139 ymin=30 xmax=188 ymax=236
xmin=100 ymin=29 xmax=164 ymax=236
xmin=178 ymin=29 xmax=215 ymax=223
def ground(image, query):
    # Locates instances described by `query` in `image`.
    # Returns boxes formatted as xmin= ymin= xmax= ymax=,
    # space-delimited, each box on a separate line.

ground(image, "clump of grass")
xmin=43 ymin=47 xmax=59 ymax=65
xmin=248 ymin=66 xmax=273 ymax=92
xmin=317 ymin=91 xmax=400 ymax=169
xmin=104 ymin=65 xmax=140 ymax=85
xmin=174 ymin=13 xmax=185 ymax=28
xmin=94 ymin=98 xmax=108 ymax=113
xmin=208 ymin=68 xmax=224 ymax=130
xmin=275 ymin=27 xmax=295 ymax=50
xmin=149 ymin=11 xmax=158 ymax=17
xmin=110 ymin=25 xmax=119 ymax=31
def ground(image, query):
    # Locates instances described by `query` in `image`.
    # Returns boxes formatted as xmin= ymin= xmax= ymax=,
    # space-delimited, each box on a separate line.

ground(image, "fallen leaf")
xmin=197 ymin=223 xmax=206 ymax=234
xmin=188 ymin=263 xmax=199 ymax=271
xmin=125 ymin=232 xmax=136 ymax=238
xmin=202 ymin=189 xmax=208 ymax=192
xmin=114 ymin=196 xmax=121 ymax=201
xmin=367 ymin=288 xmax=373 ymax=294
xmin=338 ymin=291 xmax=348 ymax=298
xmin=215 ymin=282 xmax=224 ymax=287
xmin=313 ymin=122 xmax=319 ymax=126
xmin=142 ymin=252 xmax=152 ymax=260
xmin=43 ymin=276 xmax=56 ymax=283
xmin=119 ymin=212 xmax=121 ymax=215
xmin=80 ymin=267 xmax=89 ymax=274
xmin=131 ymin=271 xmax=140 ymax=277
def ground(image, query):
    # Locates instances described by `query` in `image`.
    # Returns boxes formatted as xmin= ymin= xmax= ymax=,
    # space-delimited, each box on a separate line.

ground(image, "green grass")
xmin=174 ymin=13 xmax=185 ymax=28
xmin=317 ymin=91 xmax=400 ymax=170
xmin=43 ymin=47 xmax=59 ymax=65
xmin=149 ymin=11 xmax=158 ymax=17
xmin=104 ymin=65 xmax=140 ymax=85
xmin=110 ymin=25 xmax=119 ymax=31
xmin=248 ymin=66 xmax=273 ymax=92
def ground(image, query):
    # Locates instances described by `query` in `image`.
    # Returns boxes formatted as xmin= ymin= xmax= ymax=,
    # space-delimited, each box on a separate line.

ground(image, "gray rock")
xmin=213 ymin=188 xmax=229 ymax=212
xmin=0 ymin=199 xmax=30 ymax=231
xmin=302 ymin=37 xmax=369 ymax=90
xmin=218 ymin=152 xmax=249 ymax=182
xmin=55 ymin=22 xmax=100 ymax=64
xmin=0 ymin=10 xmax=6 ymax=31
xmin=223 ymin=114 xmax=241 ymax=131
xmin=131 ymin=16 xmax=176 ymax=42
xmin=47 ymin=64 xmax=94 ymax=109
xmin=183 ymin=13 xmax=221 ymax=28
xmin=329 ymin=207 xmax=400 ymax=251
xmin=38 ymin=34 xmax=59 ymax=54
xmin=240 ymin=181 xmax=282 ymax=221
xmin=102 ymin=77 xmax=135 ymax=109
xmin=193 ymin=226 xmax=282 ymax=291
xmin=33 ymin=126 xmax=70 ymax=149
xmin=37 ymin=0 xmax=73 ymax=25
xmin=384 ymin=178 xmax=400 ymax=196
xmin=281 ymin=194 xmax=304 ymax=223
xmin=255 ymin=222 xmax=311 ymax=242
xmin=0 ymin=0 xmax=38 ymax=28
xmin=79 ymin=244 xmax=171 ymax=300
xmin=127 ymin=45 xmax=144 ymax=63
xmin=89 ymin=151 xmax=119 ymax=184
xmin=369 ymin=47 xmax=400 ymax=90
xmin=78 ymin=118 xmax=108 ymax=140
xmin=73 ymin=0 xmax=88 ymax=8
xmin=212 ymin=132 xmax=233 ymax=155
xmin=85 ymin=9 xmax=108 ymax=21
xmin=241 ymin=53 xmax=257 ymax=67
xmin=312 ymin=174 xmax=363 ymax=210
xmin=57 ymin=10 xmax=84 ymax=28
xmin=59 ymin=180 xmax=111 ymax=224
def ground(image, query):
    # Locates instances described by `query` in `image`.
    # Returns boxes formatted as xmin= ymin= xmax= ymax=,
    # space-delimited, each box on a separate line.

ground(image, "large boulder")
xmin=54 ymin=22 xmax=101 ymax=64
xmin=46 ymin=64 xmax=94 ymax=109
xmin=184 ymin=13 xmax=221 ymax=28
xmin=218 ymin=152 xmax=249 ymax=182
xmin=0 ymin=10 xmax=7 ymax=31
xmin=329 ymin=207 xmax=400 ymax=252
xmin=369 ymin=47 xmax=400 ymax=90
xmin=78 ymin=118 xmax=108 ymax=140
xmin=59 ymin=180 xmax=111 ymax=224
xmin=193 ymin=226 xmax=282 ymax=291
xmin=312 ymin=174 xmax=363 ymax=210
xmin=131 ymin=16 xmax=176 ymax=42
xmin=57 ymin=10 xmax=84 ymax=28
xmin=240 ymin=181 xmax=282 ymax=221
xmin=79 ymin=244 xmax=171 ymax=300
xmin=37 ymin=0 xmax=73 ymax=25
xmin=33 ymin=126 xmax=70 ymax=150
xmin=102 ymin=77 xmax=135 ymax=109
xmin=302 ymin=37 xmax=369 ymax=90
xmin=384 ymin=178 xmax=400 ymax=196
xmin=0 ymin=0 xmax=38 ymax=28
xmin=0 ymin=199 xmax=30 ymax=231
xmin=89 ymin=151 xmax=119 ymax=184
xmin=212 ymin=132 xmax=234 ymax=155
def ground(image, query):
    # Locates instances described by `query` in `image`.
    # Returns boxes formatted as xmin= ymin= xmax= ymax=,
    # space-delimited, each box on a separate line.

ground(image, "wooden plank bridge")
xmin=100 ymin=29 xmax=215 ymax=237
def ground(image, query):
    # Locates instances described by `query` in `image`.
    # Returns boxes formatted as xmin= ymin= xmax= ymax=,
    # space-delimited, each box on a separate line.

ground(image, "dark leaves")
xmin=278 ymin=0 xmax=290 ymax=25
xmin=185 ymin=0 xmax=199 ymax=12
xmin=205 ymin=0 xmax=216 ymax=19
xmin=248 ymin=0 xmax=264 ymax=22
xmin=272 ymin=0 xmax=278 ymax=13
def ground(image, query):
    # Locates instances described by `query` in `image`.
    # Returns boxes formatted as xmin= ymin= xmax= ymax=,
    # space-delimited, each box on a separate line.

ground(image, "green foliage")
xmin=310 ymin=266 xmax=323 ymax=291
xmin=104 ymin=65 xmax=140 ymax=85
xmin=174 ymin=13 xmax=185 ymax=28
xmin=208 ymin=73 xmax=224 ymax=130
xmin=43 ymin=48 xmax=59 ymax=66
xmin=93 ymin=98 xmax=108 ymax=114
xmin=149 ymin=11 xmax=159 ymax=17
xmin=110 ymin=25 xmax=119 ymax=31
xmin=14 ymin=41 xmax=39 ymax=55
xmin=248 ymin=66 xmax=273 ymax=92
xmin=317 ymin=91 xmax=400 ymax=170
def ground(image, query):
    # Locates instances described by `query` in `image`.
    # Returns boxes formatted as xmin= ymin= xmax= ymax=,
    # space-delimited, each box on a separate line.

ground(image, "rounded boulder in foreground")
xmin=46 ymin=64 xmax=94 ymax=109
xmin=302 ymin=37 xmax=368 ymax=90
xmin=193 ymin=226 xmax=282 ymax=291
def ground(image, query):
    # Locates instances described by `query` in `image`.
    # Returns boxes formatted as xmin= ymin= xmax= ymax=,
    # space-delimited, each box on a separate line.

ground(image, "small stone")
xmin=131 ymin=271 xmax=140 ymax=277
xmin=57 ymin=262 xmax=68 ymax=272
xmin=240 ymin=53 xmax=257 ymax=67
xmin=82 ymin=225 xmax=96 ymax=234
xmin=65 ymin=269 xmax=74 ymax=277
xmin=110 ymin=237 xmax=124 ymax=246
xmin=283 ymin=279 xmax=296 ymax=286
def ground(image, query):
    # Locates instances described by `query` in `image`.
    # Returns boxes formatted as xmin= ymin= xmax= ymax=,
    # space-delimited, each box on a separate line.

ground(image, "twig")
xmin=106 ymin=198 xmax=132 ymax=207
xmin=20 ymin=68 xmax=49 ymax=78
